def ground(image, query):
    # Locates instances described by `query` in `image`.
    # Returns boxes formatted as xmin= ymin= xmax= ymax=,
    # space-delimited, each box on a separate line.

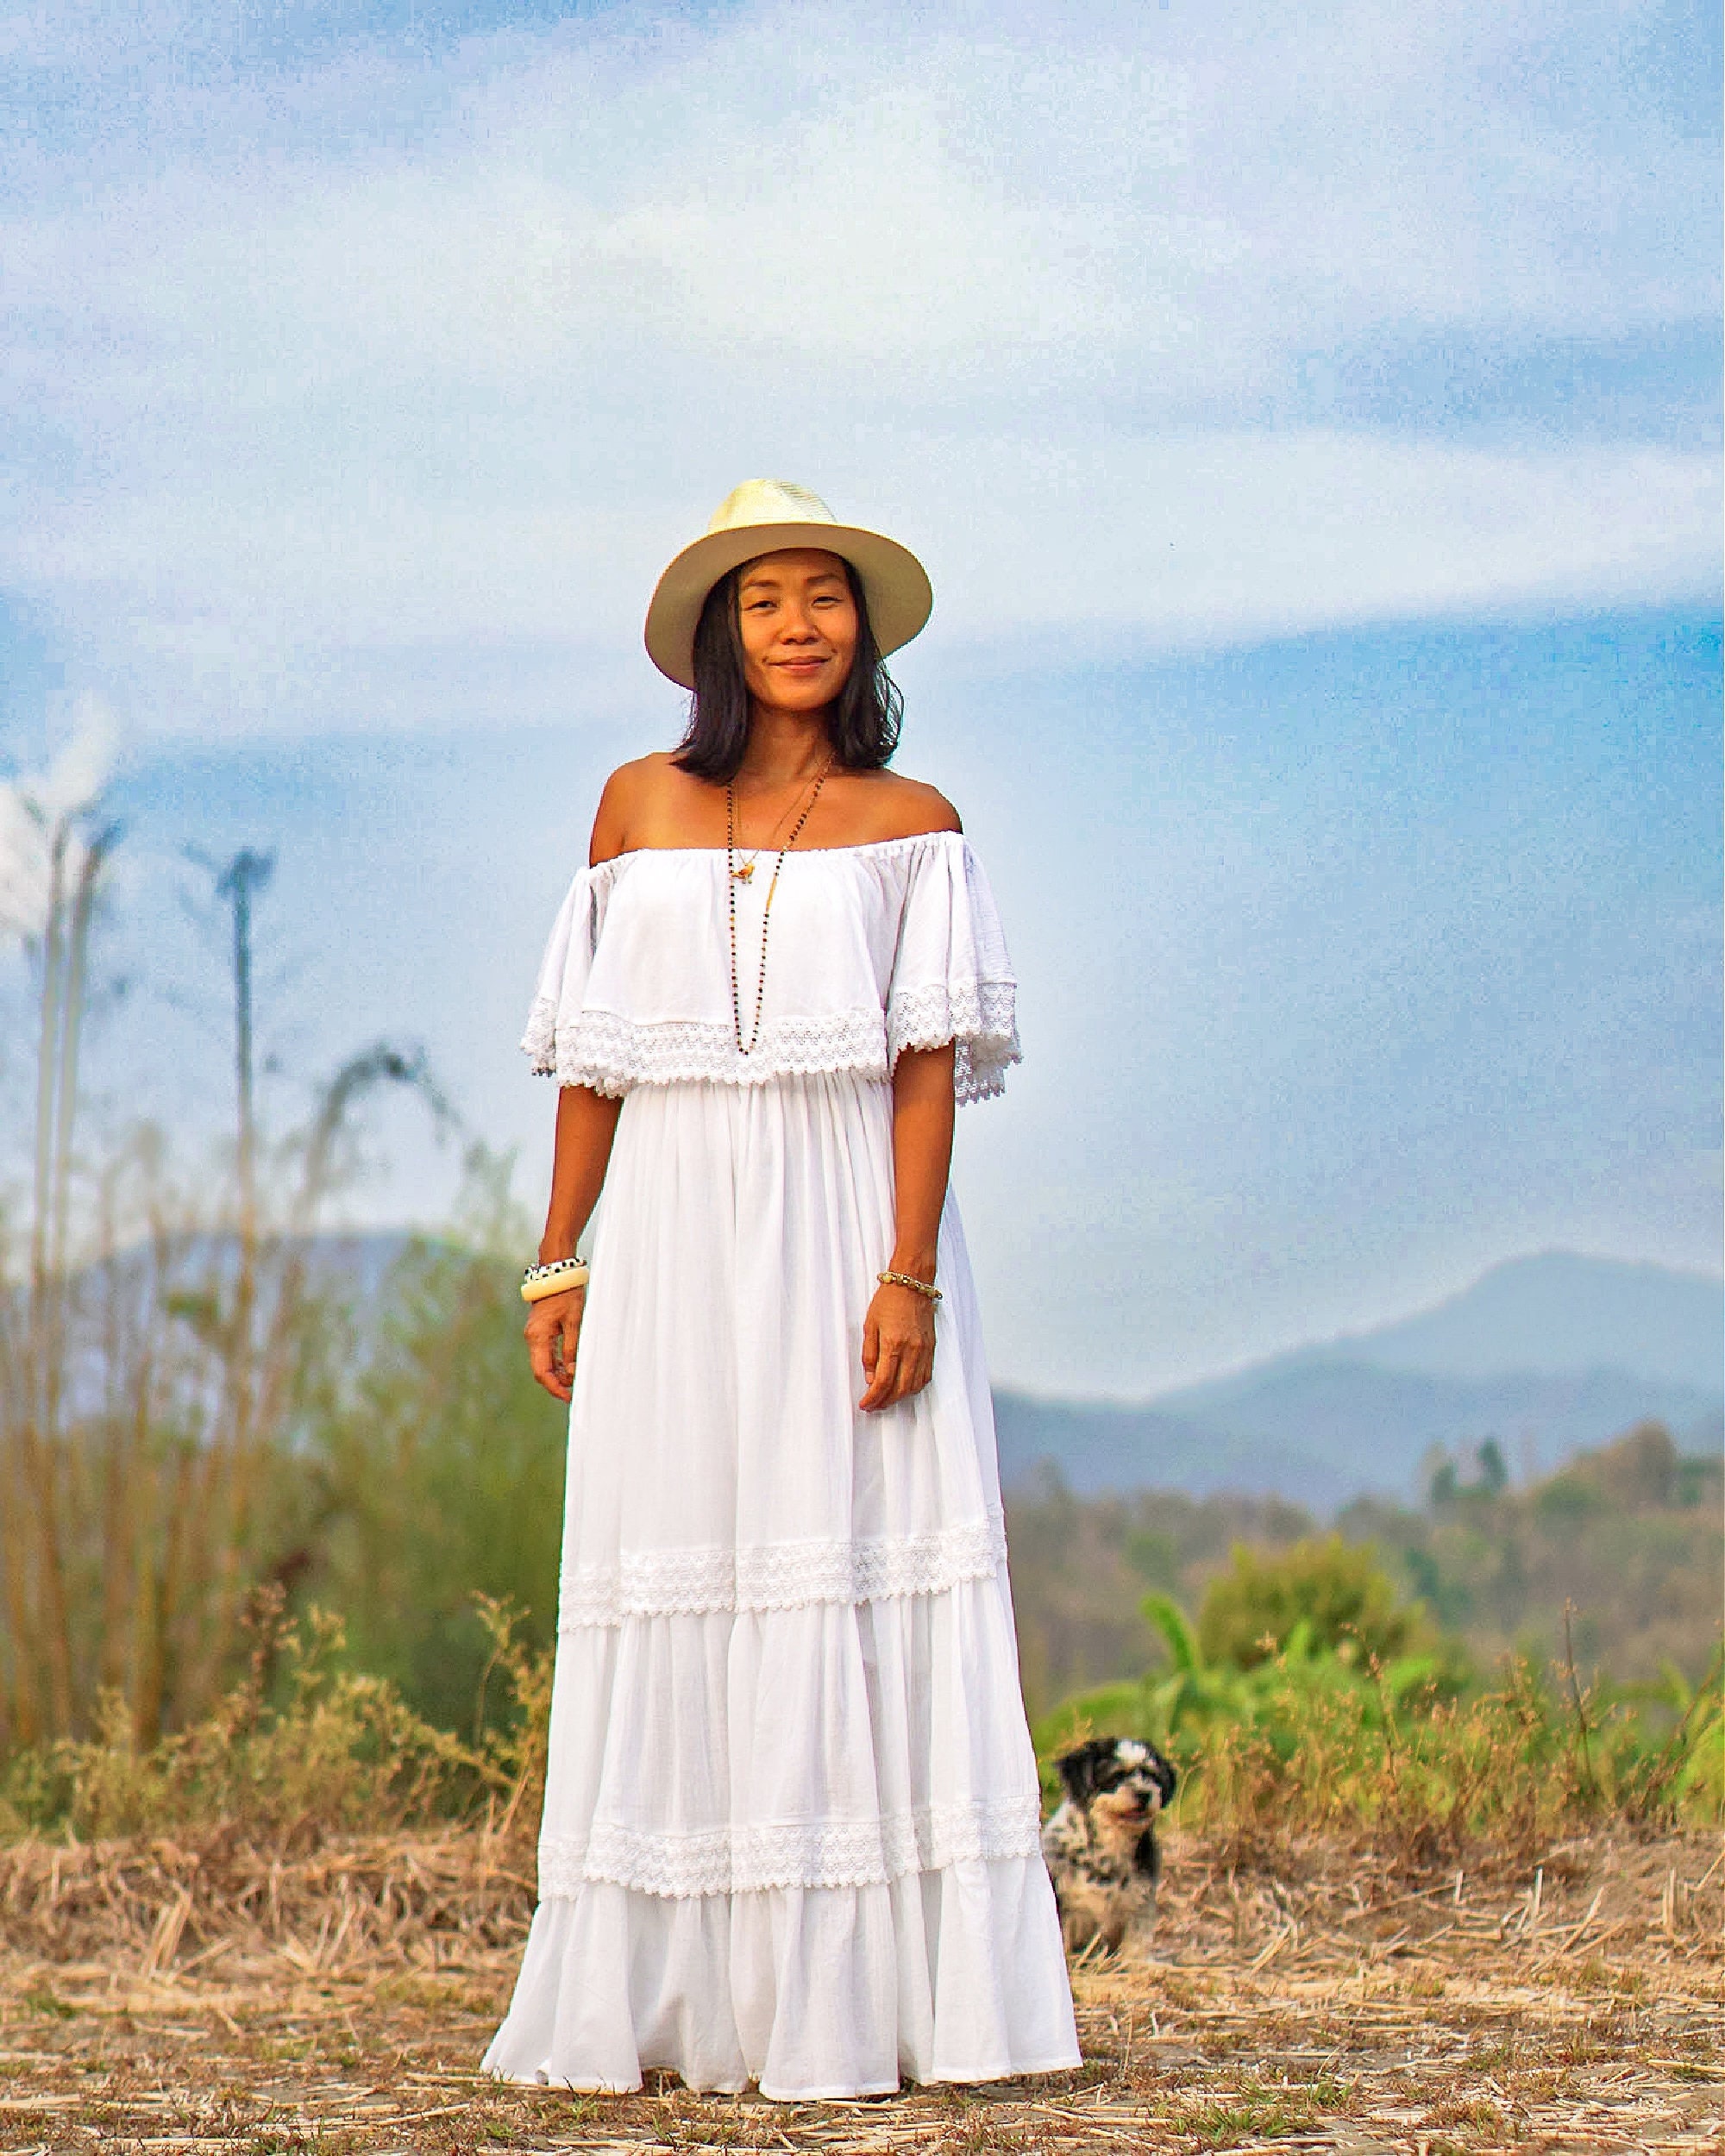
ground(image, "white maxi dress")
xmin=483 ymin=831 xmax=1080 ymax=2100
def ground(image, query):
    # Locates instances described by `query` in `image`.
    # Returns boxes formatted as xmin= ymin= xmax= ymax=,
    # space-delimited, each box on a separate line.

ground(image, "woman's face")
xmin=735 ymin=548 xmax=858 ymax=715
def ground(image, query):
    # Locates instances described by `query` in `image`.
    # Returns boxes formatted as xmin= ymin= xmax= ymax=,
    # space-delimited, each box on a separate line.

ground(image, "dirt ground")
xmin=0 ymin=1826 xmax=1719 ymax=2153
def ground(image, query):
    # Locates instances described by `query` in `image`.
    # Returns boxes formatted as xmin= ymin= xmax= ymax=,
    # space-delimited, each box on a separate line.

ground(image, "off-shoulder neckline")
xmin=591 ymin=830 xmax=964 ymax=871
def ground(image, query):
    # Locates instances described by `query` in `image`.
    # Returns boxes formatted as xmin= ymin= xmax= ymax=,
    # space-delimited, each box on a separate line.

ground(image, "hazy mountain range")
xmin=994 ymin=1253 xmax=1723 ymax=1510
xmin=110 ymin=1238 xmax=1720 ymax=1514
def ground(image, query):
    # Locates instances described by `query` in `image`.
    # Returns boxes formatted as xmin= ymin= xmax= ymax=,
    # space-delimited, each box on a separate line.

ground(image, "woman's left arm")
xmin=858 ymin=1042 xmax=957 ymax=1412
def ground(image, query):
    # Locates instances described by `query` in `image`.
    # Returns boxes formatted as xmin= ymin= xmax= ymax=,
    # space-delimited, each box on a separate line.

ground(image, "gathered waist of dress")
xmin=612 ymin=1068 xmax=898 ymax=1120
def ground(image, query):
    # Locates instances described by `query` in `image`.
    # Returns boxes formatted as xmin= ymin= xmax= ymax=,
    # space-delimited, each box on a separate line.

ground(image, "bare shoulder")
xmin=588 ymin=753 xmax=692 ymax=865
xmin=839 ymin=769 xmax=963 ymax=843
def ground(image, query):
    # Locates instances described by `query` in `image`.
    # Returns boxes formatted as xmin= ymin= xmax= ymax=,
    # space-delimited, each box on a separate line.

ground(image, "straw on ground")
xmin=0 ymin=1822 xmax=1719 ymax=2153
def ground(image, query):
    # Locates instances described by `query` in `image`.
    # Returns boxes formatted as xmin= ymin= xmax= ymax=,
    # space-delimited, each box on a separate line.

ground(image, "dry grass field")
xmin=0 ymin=1826 xmax=1719 ymax=2155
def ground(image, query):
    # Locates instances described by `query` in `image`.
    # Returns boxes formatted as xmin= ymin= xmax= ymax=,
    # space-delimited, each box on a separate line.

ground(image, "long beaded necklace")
xmin=725 ymin=756 xmax=834 ymax=1056
xmin=728 ymin=777 xmax=805 ymax=887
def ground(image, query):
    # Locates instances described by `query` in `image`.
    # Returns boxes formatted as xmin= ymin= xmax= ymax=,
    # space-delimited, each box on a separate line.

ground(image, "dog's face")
xmin=1056 ymin=1736 xmax=1176 ymax=1850
xmin=1044 ymin=1736 xmax=1178 ymax=1950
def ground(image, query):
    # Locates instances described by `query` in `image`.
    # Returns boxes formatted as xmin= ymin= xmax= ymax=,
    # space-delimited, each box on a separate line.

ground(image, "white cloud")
xmin=0 ymin=693 xmax=119 ymax=940
xmin=901 ymin=428 xmax=1718 ymax=642
xmin=5 ymin=429 xmax=1710 ymax=713
xmin=0 ymin=0 xmax=1716 ymax=737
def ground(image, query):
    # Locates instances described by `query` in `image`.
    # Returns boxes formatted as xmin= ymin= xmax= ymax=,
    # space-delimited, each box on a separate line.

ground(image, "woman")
xmin=483 ymin=479 xmax=1080 ymax=2101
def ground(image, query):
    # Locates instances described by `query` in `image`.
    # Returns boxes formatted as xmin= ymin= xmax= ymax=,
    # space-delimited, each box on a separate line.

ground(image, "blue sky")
xmin=1 ymin=0 xmax=1719 ymax=1393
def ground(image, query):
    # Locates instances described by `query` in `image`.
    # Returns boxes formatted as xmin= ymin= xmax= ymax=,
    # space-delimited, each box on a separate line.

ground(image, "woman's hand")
xmin=525 ymin=1285 xmax=586 ymax=1403
xmin=859 ymin=1280 xmax=937 ymax=1411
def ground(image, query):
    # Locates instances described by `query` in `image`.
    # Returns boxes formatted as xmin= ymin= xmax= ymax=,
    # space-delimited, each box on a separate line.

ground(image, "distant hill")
xmin=996 ymin=1253 xmax=1723 ymax=1508
xmin=992 ymin=1395 xmax=1320 ymax=1504
xmin=95 ymin=1234 xmax=1717 ymax=1511
xmin=88 ymin=1227 xmax=434 ymax=1303
xmin=1221 ymin=1252 xmax=1724 ymax=1393
xmin=51 ymin=1228 xmax=437 ymax=1343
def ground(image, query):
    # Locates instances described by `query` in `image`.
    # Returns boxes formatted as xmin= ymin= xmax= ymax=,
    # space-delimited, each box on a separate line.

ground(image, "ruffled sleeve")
xmin=521 ymin=866 xmax=605 ymax=1080
xmin=887 ymin=837 xmax=1020 ymax=1104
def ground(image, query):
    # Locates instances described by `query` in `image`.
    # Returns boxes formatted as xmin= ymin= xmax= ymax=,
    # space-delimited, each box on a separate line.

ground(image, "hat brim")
xmin=643 ymin=522 xmax=933 ymax=691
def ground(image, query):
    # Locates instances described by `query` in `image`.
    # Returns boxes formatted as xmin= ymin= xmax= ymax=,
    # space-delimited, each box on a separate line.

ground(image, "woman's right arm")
xmin=523 ymin=1082 xmax=622 ymax=1403
xmin=524 ymin=769 xmax=642 ymax=1403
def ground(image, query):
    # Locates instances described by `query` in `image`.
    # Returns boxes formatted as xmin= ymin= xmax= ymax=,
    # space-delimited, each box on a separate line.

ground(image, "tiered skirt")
xmin=482 ymin=1072 xmax=1079 ymax=2099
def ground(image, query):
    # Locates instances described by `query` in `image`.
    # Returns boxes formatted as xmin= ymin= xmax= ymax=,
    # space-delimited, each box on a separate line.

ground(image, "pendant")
xmin=731 ymin=861 xmax=756 ymax=884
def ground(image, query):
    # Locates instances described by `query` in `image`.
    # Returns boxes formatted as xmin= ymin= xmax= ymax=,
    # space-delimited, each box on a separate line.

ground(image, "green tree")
xmin=311 ymin=1156 xmax=568 ymax=1732
xmin=1197 ymin=1533 xmax=1429 ymax=1671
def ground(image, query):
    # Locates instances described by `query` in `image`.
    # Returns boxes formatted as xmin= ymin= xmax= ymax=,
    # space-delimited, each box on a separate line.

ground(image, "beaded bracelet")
xmin=521 ymin=1256 xmax=589 ymax=1304
xmin=877 ymin=1269 xmax=942 ymax=1302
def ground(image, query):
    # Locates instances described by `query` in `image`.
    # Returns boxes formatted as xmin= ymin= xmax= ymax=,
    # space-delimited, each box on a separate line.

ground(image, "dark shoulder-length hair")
xmin=671 ymin=558 xmax=904 ymax=782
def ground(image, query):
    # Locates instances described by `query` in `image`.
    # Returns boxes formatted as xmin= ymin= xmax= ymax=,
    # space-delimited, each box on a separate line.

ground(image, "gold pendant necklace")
xmin=729 ymin=776 xmax=804 ymax=884
xmin=725 ymin=758 xmax=834 ymax=1054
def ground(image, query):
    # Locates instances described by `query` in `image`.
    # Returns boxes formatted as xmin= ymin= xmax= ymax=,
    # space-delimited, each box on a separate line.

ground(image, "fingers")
xmin=527 ymin=1337 xmax=571 ymax=1403
xmin=857 ymin=1299 xmax=938 ymax=1410
xmin=859 ymin=1333 xmax=905 ymax=1411
xmin=904 ymin=1337 xmax=935 ymax=1399
xmin=861 ymin=1338 xmax=935 ymax=1410
xmin=524 ymin=1289 xmax=583 ymax=1403
xmin=894 ymin=1336 xmax=934 ymax=1403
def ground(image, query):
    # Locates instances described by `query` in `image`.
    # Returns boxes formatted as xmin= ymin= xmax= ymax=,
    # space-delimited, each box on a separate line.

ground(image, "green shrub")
xmin=0 ymin=1595 xmax=553 ymax=1845
xmin=1034 ymin=1589 xmax=1724 ymax=1849
xmin=1197 ymin=1534 xmax=1432 ymax=1671
xmin=1533 ymin=1474 xmax=1608 ymax=1531
xmin=308 ymin=1164 xmax=568 ymax=1732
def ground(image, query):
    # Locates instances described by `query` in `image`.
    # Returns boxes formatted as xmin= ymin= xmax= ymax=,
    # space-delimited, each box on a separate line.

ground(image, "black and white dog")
xmin=1041 ymin=1736 xmax=1177 ymax=1955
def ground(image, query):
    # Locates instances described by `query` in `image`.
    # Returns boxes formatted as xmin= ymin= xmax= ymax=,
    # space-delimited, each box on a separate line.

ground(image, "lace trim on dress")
xmin=557 ymin=1512 xmax=1008 ymax=1629
xmin=524 ymin=989 xmax=1020 ymax=1104
xmin=537 ymin=1794 xmax=1044 ymax=1898
xmin=887 ymin=981 xmax=1021 ymax=1105
xmin=523 ymin=1002 xmax=890 ymax=1096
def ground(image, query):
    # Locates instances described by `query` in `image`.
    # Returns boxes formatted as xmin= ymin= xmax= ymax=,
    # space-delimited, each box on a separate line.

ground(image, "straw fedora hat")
xmin=643 ymin=479 xmax=933 ymax=690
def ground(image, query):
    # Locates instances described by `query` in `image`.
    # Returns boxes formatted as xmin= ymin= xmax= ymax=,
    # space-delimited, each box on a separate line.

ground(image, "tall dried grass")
xmin=0 ymin=805 xmax=455 ymax=1752
xmin=0 ymin=1594 xmax=550 ymax=1846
